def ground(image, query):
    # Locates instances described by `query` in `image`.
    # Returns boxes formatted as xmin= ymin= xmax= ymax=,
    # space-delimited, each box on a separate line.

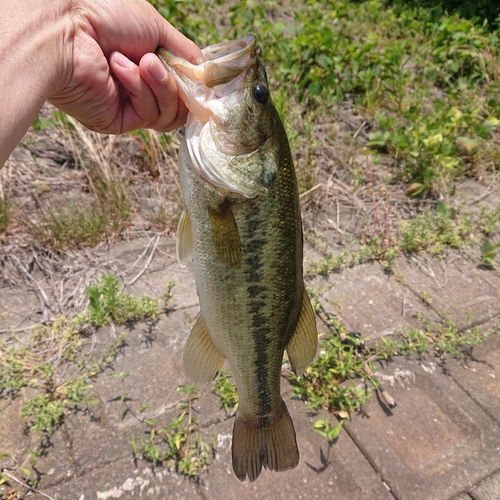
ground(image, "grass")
xmin=130 ymin=384 xmax=214 ymax=478
xmin=212 ymin=369 xmax=239 ymax=414
xmin=147 ymin=0 xmax=500 ymax=197
xmin=288 ymin=304 xmax=497 ymax=440
xmin=1 ymin=0 xmax=496 ymax=253
xmin=307 ymin=201 xmax=500 ymax=274
xmin=0 ymin=273 xmax=176 ymax=493
xmin=28 ymin=115 xmax=132 ymax=250
xmin=0 ymin=274 xmax=175 ymax=431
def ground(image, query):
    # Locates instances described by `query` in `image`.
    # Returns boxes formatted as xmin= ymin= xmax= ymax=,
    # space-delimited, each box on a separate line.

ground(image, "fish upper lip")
xmin=156 ymin=35 xmax=256 ymax=88
xmin=156 ymin=35 xmax=258 ymax=124
xmin=202 ymin=34 xmax=256 ymax=64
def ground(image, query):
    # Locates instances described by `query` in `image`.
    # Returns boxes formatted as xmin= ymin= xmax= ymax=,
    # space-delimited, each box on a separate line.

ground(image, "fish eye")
xmin=252 ymin=83 xmax=269 ymax=105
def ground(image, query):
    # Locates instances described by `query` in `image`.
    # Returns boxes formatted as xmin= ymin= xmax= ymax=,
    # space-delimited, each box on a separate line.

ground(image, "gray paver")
xmin=445 ymin=333 xmax=500 ymax=425
xmin=395 ymin=254 xmax=500 ymax=328
xmin=0 ymin=397 xmax=32 ymax=463
xmin=201 ymin=397 xmax=394 ymax=500
xmin=313 ymin=261 xmax=442 ymax=340
xmin=470 ymin=470 xmax=500 ymax=500
xmin=2 ymin=236 xmax=500 ymax=500
xmin=344 ymin=356 xmax=500 ymax=500
xmin=42 ymin=457 xmax=201 ymax=500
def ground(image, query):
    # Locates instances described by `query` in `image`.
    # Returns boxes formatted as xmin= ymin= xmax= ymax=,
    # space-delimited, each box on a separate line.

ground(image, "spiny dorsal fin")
xmin=207 ymin=200 xmax=242 ymax=269
xmin=183 ymin=315 xmax=225 ymax=384
xmin=285 ymin=289 xmax=318 ymax=375
xmin=176 ymin=209 xmax=194 ymax=268
xmin=232 ymin=398 xmax=299 ymax=482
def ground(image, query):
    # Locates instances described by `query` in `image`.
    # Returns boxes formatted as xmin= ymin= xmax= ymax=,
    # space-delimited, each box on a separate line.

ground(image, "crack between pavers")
xmin=460 ymin=466 xmax=500 ymax=500
xmin=400 ymin=274 xmax=500 ymax=333
xmin=341 ymin=423 xmax=399 ymax=500
xmin=447 ymin=370 xmax=500 ymax=425
xmin=400 ymin=279 xmax=453 ymax=323
xmin=35 ymin=412 xmax=235 ymax=493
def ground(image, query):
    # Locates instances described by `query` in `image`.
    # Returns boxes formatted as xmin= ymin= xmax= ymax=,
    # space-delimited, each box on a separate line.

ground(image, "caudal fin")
xmin=231 ymin=399 xmax=299 ymax=482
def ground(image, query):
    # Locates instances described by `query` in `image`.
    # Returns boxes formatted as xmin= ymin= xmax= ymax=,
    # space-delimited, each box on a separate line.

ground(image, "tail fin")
xmin=231 ymin=399 xmax=299 ymax=482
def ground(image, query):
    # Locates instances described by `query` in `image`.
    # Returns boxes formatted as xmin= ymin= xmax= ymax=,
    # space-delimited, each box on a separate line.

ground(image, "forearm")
xmin=0 ymin=0 xmax=71 ymax=166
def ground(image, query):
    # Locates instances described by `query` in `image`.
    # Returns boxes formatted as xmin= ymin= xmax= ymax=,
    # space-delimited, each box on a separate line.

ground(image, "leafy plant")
xmin=481 ymin=238 xmax=500 ymax=267
xmin=375 ymin=313 xmax=492 ymax=358
xmin=132 ymin=384 xmax=214 ymax=478
xmin=0 ymin=275 xmax=175 ymax=435
xmin=86 ymin=274 xmax=175 ymax=327
xmin=289 ymin=323 xmax=373 ymax=438
xmin=212 ymin=370 xmax=238 ymax=413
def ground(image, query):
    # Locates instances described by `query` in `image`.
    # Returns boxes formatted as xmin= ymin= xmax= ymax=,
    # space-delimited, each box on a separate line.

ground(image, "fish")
xmin=156 ymin=35 xmax=318 ymax=482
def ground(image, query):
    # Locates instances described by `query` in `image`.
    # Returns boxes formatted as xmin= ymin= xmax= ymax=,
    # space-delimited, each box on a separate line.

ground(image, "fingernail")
xmin=149 ymin=58 xmax=168 ymax=82
xmin=114 ymin=52 xmax=135 ymax=70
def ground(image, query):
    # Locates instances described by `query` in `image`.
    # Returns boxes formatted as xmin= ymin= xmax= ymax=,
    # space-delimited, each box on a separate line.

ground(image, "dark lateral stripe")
xmin=243 ymin=202 xmax=273 ymax=416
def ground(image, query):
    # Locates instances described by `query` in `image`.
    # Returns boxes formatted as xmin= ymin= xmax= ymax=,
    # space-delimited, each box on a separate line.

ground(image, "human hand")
xmin=49 ymin=0 xmax=203 ymax=134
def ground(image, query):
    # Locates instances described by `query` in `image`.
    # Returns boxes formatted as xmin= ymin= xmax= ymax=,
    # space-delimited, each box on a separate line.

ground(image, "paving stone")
xmin=470 ymin=470 xmax=500 ymax=500
xmin=201 ymin=397 xmax=394 ymax=500
xmin=63 ymin=413 xmax=134 ymax=474
xmin=0 ymin=288 xmax=40 ymax=332
xmin=109 ymin=236 xmax=199 ymax=311
xmin=344 ymin=356 xmax=500 ymax=500
xmin=395 ymin=254 xmax=500 ymax=328
xmin=0 ymin=397 xmax=32 ymax=462
xmin=29 ymin=427 xmax=76 ymax=489
xmin=445 ymin=334 xmax=500 ymax=425
xmin=89 ymin=311 xmax=196 ymax=432
xmin=313 ymin=261 xmax=441 ymax=340
xmin=41 ymin=457 xmax=201 ymax=500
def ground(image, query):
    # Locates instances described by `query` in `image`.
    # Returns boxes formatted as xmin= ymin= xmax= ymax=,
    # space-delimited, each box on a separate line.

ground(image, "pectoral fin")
xmin=285 ymin=289 xmax=318 ymax=375
xmin=176 ymin=209 xmax=194 ymax=268
xmin=208 ymin=200 xmax=242 ymax=269
xmin=183 ymin=315 xmax=225 ymax=384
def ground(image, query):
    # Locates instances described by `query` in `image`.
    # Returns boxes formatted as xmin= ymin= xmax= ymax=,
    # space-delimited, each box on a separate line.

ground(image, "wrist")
xmin=0 ymin=0 xmax=73 ymax=165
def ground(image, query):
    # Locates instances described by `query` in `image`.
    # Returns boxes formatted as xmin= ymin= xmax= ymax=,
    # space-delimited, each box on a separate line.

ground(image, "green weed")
xmin=0 ymin=194 xmax=9 ymax=234
xmin=0 ymin=274 xmax=175 ymax=434
xmin=307 ymin=202 xmax=500 ymax=276
xmin=212 ymin=369 xmax=238 ymax=414
xmin=289 ymin=320 xmax=373 ymax=439
xmin=375 ymin=313 xmax=493 ymax=358
xmin=481 ymin=237 xmax=500 ymax=267
xmin=132 ymin=384 xmax=214 ymax=478
xmin=86 ymin=274 xmax=175 ymax=327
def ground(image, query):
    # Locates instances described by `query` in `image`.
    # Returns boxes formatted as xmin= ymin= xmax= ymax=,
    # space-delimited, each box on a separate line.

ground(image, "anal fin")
xmin=183 ymin=315 xmax=225 ymax=384
xmin=285 ymin=288 xmax=318 ymax=375
xmin=176 ymin=209 xmax=194 ymax=268
xmin=207 ymin=200 xmax=242 ymax=269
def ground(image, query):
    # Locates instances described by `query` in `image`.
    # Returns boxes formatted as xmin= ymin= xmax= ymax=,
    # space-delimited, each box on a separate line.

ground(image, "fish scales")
xmin=180 ymin=114 xmax=301 ymax=414
xmin=157 ymin=35 xmax=318 ymax=482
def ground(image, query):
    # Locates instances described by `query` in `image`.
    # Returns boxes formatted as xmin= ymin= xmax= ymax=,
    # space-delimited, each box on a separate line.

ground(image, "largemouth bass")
xmin=157 ymin=35 xmax=318 ymax=482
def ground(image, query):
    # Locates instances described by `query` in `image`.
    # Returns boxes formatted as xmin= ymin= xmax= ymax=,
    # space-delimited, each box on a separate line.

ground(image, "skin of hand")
xmin=0 ymin=0 xmax=203 ymax=166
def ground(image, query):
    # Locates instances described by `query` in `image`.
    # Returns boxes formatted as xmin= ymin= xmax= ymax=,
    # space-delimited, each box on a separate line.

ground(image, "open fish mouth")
xmin=156 ymin=35 xmax=257 ymax=121
xmin=157 ymin=34 xmax=256 ymax=86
